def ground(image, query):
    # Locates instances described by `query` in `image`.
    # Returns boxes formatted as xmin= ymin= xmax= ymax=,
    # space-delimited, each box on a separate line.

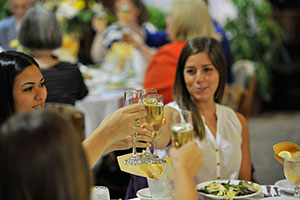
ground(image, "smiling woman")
xmin=0 ymin=51 xmax=44 ymax=124
xmin=13 ymin=65 xmax=47 ymax=112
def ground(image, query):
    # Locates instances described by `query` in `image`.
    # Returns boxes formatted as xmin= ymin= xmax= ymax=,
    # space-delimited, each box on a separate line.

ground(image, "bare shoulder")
xmin=235 ymin=112 xmax=249 ymax=130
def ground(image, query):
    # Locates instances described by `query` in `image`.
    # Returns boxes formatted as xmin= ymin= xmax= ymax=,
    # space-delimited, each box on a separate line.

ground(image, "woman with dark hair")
xmin=0 ymin=110 xmax=91 ymax=200
xmin=156 ymin=37 xmax=252 ymax=183
xmin=18 ymin=4 xmax=88 ymax=105
xmin=0 ymin=50 xmax=152 ymax=167
xmin=0 ymin=51 xmax=44 ymax=124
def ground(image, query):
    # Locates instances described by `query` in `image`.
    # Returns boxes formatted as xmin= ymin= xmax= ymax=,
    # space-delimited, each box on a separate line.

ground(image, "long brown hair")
xmin=0 ymin=110 xmax=91 ymax=200
xmin=173 ymin=37 xmax=227 ymax=140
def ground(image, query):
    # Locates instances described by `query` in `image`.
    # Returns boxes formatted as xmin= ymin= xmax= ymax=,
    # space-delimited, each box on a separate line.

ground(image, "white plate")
xmin=263 ymin=197 xmax=298 ymax=200
xmin=136 ymin=188 xmax=172 ymax=200
xmin=275 ymin=179 xmax=294 ymax=194
xmin=196 ymin=180 xmax=262 ymax=199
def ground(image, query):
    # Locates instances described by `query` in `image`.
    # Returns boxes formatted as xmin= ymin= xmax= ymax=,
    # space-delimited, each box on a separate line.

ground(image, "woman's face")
xmin=115 ymin=0 xmax=139 ymax=26
xmin=184 ymin=52 xmax=219 ymax=104
xmin=13 ymin=65 xmax=47 ymax=112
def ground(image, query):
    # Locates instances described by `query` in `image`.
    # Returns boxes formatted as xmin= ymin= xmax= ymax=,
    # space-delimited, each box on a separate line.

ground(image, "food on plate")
xmin=197 ymin=180 xmax=260 ymax=197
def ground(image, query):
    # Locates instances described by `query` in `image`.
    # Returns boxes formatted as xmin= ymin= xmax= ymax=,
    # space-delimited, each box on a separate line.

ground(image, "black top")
xmin=41 ymin=62 xmax=88 ymax=105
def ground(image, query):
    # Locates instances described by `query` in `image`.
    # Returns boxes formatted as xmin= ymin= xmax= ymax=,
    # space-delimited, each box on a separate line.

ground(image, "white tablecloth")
xmin=75 ymin=89 xmax=123 ymax=138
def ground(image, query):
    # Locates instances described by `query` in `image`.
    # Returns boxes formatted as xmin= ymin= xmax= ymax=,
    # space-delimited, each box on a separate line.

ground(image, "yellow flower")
xmin=9 ymin=39 xmax=19 ymax=48
xmin=62 ymin=34 xmax=80 ymax=57
xmin=73 ymin=0 xmax=85 ymax=10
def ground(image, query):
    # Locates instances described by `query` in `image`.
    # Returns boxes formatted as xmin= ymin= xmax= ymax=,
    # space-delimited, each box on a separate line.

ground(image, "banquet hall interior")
xmin=0 ymin=0 xmax=300 ymax=199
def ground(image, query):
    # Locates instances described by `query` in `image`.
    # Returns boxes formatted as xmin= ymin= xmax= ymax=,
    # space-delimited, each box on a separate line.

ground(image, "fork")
xmin=274 ymin=186 xmax=280 ymax=196
xmin=265 ymin=185 xmax=272 ymax=197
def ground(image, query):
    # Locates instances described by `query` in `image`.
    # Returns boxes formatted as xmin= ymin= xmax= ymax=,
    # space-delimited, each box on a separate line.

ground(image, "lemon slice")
xmin=143 ymin=98 xmax=157 ymax=105
xmin=278 ymin=151 xmax=293 ymax=159
xmin=293 ymin=151 xmax=300 ymax=157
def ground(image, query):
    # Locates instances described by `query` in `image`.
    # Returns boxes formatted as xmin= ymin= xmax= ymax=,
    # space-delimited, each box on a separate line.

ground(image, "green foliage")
xmin=147 ymin=5 xmax=166 ymax=30
xmin=62 ymin=9 xmax=94 ymax=34
xmin=224 ymin=0 xmax=290 ymax=102
xmin=0 ymin=0 xmax=10 ymax=19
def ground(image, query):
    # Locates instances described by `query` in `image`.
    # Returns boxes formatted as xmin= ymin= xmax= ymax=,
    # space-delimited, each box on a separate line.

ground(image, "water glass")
xmin=91 ymin=186 xmax=110 ymax=200
xmin=284 ymin=157 xmax=300 ymax=197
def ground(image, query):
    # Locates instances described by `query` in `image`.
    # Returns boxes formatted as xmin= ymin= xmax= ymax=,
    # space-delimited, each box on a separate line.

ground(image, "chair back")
xmin=222 ymin=60 xmax=257 ymax=119
xmin=45 ymin=103 xmax=85 ymax=142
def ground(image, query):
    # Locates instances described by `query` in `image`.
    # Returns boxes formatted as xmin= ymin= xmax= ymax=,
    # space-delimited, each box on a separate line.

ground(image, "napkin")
xmin=117 ymin=153 xmax=171 ymax=180
xmin=273 ymin=142 xmax=300 ymax=164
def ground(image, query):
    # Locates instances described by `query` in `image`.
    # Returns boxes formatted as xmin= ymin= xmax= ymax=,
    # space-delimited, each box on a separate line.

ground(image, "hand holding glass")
xmin=123 ymin=89 xmax=144 ymax=165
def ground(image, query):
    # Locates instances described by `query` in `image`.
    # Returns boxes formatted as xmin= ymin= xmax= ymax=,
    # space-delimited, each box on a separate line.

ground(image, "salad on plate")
xmin=197 ymin=180 xmax=261 ymax=199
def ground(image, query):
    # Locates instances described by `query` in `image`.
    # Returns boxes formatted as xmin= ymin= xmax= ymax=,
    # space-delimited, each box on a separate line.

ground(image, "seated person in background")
xmin=18 ymin=5 xmax=88 ymax=105
xmin=91 ymin=0 xmax=156 ymax=64
xmin=0 ymin=50 xmax=152 ymax=168
xmin=157 ymin=37 xmax=251 ymax=183
xmin=143 ymin=0 xmax=221 ymax=104
xmin=0 ymin=110 xmax=202 ymax=200
xmin=0 ymin=0 xmax=35 ymax=51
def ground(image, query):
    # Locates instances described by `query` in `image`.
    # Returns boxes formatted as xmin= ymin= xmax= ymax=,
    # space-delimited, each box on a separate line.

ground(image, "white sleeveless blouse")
xmin=159 ymin=101 xmax=243 ymax=184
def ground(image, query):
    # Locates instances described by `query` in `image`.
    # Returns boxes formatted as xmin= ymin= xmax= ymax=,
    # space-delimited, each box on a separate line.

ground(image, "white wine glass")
xmin=139 ymin=88 xmax=157 ymax=163
xmin=123 ymin=89 xmax=145 ymax=165
xmin=171 ymin=110 xmax=194 ymax=149
xmin=149 ymin=94 xmax=166 ymax=164
xmin=284 ymin=157 xmax=300 ymax=197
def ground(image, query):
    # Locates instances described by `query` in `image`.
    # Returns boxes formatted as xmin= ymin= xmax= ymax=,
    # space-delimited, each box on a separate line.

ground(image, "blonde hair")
xmin=169 ymin=0 xmax=220 ymax=41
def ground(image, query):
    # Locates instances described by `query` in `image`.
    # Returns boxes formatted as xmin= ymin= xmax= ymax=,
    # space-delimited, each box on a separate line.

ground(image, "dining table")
xmin=76 ymin=64 xmax=142 ymax=138
xmin=130 ymin=182 xmax=298 ymax=200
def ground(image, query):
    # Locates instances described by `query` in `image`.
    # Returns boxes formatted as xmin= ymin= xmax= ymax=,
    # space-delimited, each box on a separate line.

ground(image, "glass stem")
xmin=132 ymin=132 xmax=137 ymax=156
xmin=153 ymin=139 xmax=157 ymax=156
xmin=294 ymin=185 xmax=300 ymax=197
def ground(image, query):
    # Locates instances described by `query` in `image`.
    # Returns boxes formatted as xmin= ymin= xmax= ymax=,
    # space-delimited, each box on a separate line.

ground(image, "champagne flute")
xmin=150 ymin=94 xmax=166 ymax=164
xmin=284 ymin=156 xmax=300 ymax=197
xmin=123 ymin=89 xmax=145 ymax=165
xmin=139 ymin=88 xmax=157 ymax=162
xmin=171 ymin=110 xmax=194 ymax=149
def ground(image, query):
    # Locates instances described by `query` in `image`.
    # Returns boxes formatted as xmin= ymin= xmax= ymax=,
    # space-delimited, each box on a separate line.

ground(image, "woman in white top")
xmin=157 ymin=37 xmax=251 ymax=182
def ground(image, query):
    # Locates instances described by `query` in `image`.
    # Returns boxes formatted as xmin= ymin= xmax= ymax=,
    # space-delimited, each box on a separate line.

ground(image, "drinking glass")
xmin=91 ymin=186 xmax=110 ymax=200
xmin=123 ymin=89 xmax=145 ymax=165
xmin=284 ymin=156 xmax=300 ymax=197
xmin=150 ymin=94 xmax=166 ymax=164
xmin=170 ymin=110 xmax=194 ymax=149
xmin=139 ymin=88 xmax=158 ymax=163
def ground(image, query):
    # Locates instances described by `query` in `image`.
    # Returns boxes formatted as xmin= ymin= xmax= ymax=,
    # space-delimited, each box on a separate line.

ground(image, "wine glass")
xmin=139 ymin=88 xmax=157 ymax=163
xmin=147 ymin=94 xmax=166 ymax=164
xmin=284 ymin=156 xmax=300 ymax=197
xmin=123 ymin=89 xmax=145 ymax=165
xmin=170 ymin=110 xmax=194 ymax=149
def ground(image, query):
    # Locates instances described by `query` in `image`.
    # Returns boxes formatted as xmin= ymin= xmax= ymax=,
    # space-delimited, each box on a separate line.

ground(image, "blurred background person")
xmin=143 ymin=0 xmax=221 ymax=105
xmin=0 ymin=0 xmax=35 ymax=51
xmin=18 ymin=5 xmax=88 ymax=105
xmin=91 ymin=0 xmax=155 ymax=64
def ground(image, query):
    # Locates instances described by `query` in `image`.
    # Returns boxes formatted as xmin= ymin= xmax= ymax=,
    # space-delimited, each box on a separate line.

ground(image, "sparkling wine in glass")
xmin=146 ymin=94 xmax=166 ymax=164
xmin=171 ymin=110 xmax=194 ymax=149
xmin=284 ymin=156 xmax=300 ymax=197
xmin=123 ymin=89 xmax=145 ymax=165
xmin=140 ymin=88 xmax=157 ymax=162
